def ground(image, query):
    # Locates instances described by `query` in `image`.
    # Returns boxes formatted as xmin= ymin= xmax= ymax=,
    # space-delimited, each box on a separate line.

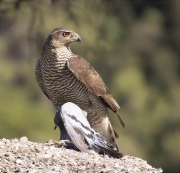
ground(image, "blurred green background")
xmin=0 ymin=0 xmax=179 ymax=172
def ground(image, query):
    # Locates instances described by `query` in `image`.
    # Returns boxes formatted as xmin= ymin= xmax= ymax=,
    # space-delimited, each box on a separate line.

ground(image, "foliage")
xmin=0 ymin=0 xmax=179 ymax=172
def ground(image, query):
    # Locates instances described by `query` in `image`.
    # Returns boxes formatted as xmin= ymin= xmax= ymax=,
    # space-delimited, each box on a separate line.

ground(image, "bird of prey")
xmin=54 ymin=102 xmax=123 ymax=158
xmin=35 ymin=27 xmax=124 ymax=150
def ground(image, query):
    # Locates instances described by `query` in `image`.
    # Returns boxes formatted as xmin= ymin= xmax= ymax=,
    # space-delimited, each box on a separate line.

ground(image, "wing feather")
xmin=67 ymin=56 xmax=124 ymax=127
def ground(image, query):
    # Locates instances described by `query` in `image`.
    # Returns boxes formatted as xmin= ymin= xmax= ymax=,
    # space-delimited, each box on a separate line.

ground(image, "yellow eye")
xmin=63 ymin=32 xmax=69 ymax=37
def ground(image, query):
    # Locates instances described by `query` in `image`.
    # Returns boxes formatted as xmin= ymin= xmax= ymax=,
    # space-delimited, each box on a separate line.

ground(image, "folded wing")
xmin=67 ymin=56 xmax=124 ymax=127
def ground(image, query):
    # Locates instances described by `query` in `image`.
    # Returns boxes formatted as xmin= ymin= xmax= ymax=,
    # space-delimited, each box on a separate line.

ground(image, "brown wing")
xmin=35 ymin=59 xmax=50 ymax=100
xmin=67 ymin=56 xmax=124 ymax=127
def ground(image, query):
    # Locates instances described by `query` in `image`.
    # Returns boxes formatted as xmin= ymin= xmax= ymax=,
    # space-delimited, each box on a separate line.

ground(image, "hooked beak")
xmin=66 ymin=33 xmax=81 ymax=46
xmin=74 ymin=33 xmax=81 ymax=43
xmin=76 ymin=36 xmax=81 ymax=43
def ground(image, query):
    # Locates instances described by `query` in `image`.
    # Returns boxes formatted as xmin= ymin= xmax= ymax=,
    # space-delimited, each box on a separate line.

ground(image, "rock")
xmin=19 ymin=136 xmax=28 ymax=143
xmin=0 ymin=137 xmax=163 ymax=173
xmin=16 ymin=158 xmax=23 ymax=164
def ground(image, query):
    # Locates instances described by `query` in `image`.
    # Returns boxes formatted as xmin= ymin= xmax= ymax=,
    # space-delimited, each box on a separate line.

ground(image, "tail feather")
xmin=108 ymin=120 xmax=120 ymax=151
xmin=113 ymin=129 xmax=119 ymax=138
xmin=116 ymin=111 xmax=125 ymax=127
xmin=97 ymin=144 xmax=123 ymax=158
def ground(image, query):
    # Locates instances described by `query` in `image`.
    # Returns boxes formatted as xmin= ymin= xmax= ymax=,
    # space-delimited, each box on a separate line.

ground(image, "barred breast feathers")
xmin=35 ymin=59 xmax=50 ymax=100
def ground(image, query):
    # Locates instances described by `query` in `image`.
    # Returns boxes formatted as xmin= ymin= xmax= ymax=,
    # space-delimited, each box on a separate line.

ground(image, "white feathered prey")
xmin=54 ymin=102 xmax=123 ymax=158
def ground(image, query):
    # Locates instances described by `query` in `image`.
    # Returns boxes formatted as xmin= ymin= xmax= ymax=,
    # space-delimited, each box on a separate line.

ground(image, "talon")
xmin=53 ymin=140 xmax=71 ymax=148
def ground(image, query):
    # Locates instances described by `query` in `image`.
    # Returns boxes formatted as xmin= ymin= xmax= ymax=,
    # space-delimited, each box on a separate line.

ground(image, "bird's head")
xmin=46 ymin=27 xmax=81 ymax=48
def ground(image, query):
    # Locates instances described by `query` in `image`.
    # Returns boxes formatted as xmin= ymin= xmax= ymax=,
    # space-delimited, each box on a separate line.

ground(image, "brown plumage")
xmin=35 ymin=27 xmax=124 ymax=151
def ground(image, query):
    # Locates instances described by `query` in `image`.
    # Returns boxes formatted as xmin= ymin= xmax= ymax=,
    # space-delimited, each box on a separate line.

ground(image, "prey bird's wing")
xmin=58 ymin=102 xmax=123 ymax=158
xmin=67 ymin=56 xmax=124 ymax=127
xmin=35 ymin=59 xmax=50 ymax=100
xmin=59 ymin=102 xmax=90 ymax=152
